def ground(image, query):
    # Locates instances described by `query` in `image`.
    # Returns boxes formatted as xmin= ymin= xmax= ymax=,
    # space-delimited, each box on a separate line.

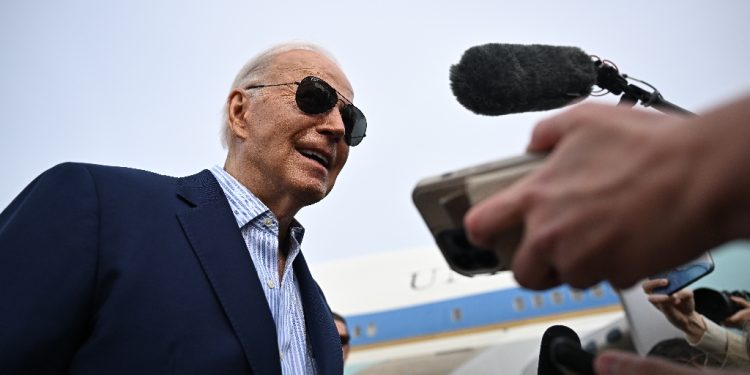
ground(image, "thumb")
xmin=463 ymin=179 xmax=526 ymax=248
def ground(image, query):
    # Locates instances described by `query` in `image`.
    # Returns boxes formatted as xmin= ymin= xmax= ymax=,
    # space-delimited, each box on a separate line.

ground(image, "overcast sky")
xmin=2 ymin=1 xmax=749 ymax=264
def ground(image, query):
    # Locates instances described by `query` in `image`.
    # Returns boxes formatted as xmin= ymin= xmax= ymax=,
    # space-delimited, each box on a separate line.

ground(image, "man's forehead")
xmin=268 ymin=50 xmax=353 ymax=97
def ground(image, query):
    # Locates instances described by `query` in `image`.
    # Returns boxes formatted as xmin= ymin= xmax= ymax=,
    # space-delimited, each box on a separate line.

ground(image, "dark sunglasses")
xmin=246 ymin=76 xmax=367 ymax=147
xmin=340 ymin=334 xmax=350 ymax=346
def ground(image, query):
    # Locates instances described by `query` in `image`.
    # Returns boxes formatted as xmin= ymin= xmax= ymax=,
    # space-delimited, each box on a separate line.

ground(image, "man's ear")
xmin=227 ymin=89 xmax=250 ymax=140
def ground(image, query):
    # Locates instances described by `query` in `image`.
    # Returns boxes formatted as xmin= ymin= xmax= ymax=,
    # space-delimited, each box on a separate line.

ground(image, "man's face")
xmin=334 ymin=319 xmax=350 ymax=362
xmin=233 ymin=50 xmax=353 ymax=207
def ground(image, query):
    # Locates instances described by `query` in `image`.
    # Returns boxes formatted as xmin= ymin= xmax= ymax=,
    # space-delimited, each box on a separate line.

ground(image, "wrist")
xmin=686 ymin=100 xmax=750 ymax=242
xmin=683 ymin=312 xmax=707 ymax=342
xmin=672 ymin=121 xmax=749 ymax=251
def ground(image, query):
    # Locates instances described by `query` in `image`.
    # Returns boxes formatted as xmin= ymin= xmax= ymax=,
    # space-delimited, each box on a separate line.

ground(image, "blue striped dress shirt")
xmin=210 ymin=166 xmax=317 ymax=374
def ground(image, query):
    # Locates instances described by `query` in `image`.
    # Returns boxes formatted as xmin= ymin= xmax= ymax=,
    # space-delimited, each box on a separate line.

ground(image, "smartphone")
xmin=412 ymin=153 xmax=546 ymax=276
xmin=649 ymin=253 xmax=715 ymax=295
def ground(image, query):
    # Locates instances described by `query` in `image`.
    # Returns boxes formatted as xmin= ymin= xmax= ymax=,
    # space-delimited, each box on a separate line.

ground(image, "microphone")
xmin=450 ymin=43 xmax=692 ymax=116
xmin=450 ymin=44 xmax=596 ymax=116
xmin=538 ymin=325 xmax=594 ymax=375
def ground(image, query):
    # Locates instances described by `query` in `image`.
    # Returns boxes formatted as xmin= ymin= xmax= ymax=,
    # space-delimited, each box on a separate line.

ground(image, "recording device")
xmin=449 ymin=43 xmax=692 ymax=116
xmin=649 ymin=253 xmax=715 ymax=295
xmin=412 ymin=153 xmax=545 ymax=276
xmin=538 ymin=325 xmax=595 ymax=375
xmin=694 ymin=288 xmax=750 ymax=324
xmin=413 ymin=43 xmax=693 ymax=277
xmin=450 ymin=44 xmax=595 ymax=116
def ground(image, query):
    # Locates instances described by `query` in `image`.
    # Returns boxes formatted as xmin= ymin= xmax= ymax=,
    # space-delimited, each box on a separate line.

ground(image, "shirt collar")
xmin=209 ymin=165 xmax=306 ymax=247
xmin=210 ymin=165 xmax=270 ymax=228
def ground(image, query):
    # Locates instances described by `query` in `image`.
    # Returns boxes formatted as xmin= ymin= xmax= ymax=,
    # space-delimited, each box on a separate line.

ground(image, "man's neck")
xmin=222 ymin=158 xmax=298 ymax=282
xmin=222 ymin=158 xmax=300 ymax=230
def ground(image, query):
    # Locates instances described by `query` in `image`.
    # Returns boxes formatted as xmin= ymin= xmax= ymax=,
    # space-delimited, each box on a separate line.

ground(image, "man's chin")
xmin=294 ymin=183 xmax=329 ymax=206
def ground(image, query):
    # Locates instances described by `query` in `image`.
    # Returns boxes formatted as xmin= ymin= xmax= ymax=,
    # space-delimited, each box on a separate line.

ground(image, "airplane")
xmin=311 ymin=246 xmax=627 ymax=374
xmin=311 ymin=240 xmax=749 ymax=374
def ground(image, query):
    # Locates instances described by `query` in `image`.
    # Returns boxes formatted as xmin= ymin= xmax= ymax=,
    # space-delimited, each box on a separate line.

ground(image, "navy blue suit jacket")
xmin=0 ymin=163 xmax=342 ymax=374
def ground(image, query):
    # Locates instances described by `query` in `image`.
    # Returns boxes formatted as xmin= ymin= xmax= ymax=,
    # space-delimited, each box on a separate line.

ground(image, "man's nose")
xmin=318 ymin=109 xmax=346 ymax=143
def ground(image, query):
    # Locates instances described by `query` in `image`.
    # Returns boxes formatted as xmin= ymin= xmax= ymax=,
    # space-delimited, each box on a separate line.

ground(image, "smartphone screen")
xmin=649 ymin=253 xmax=715 ymax=295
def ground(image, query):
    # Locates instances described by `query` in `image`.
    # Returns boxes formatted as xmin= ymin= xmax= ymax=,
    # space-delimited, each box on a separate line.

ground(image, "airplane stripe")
xmin=346 ymin=283 xmax=620 ymax=347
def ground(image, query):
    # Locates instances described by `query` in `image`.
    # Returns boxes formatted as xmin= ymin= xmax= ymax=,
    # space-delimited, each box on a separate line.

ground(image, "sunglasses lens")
xmin=341 ymin=105 xmax=367 ymax=147
xmin=340 ymin=335 xmax=350 ymax=346
xmin=296 ymin=76 xmax=338 ymax=115
xmin=296 ymin=76 xmax=367 ymax=147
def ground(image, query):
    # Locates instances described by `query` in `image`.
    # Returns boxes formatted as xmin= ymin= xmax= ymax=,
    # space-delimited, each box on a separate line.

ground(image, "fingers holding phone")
xmin=648 ymin=253 xmax=715 ymax=296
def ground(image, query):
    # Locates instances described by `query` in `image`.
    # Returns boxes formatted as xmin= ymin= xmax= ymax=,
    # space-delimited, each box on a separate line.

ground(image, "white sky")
xmin=2 ymin=1 xmax=749 ymax=265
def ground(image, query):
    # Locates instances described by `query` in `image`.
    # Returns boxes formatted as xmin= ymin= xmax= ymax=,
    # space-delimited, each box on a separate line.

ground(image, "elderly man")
xmin=0 ymin=42 xmax=366 ymax=374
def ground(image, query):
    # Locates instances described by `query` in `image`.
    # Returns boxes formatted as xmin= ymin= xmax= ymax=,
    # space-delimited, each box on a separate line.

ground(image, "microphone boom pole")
xmin=595 ymin=61 xmax=694 ymax=115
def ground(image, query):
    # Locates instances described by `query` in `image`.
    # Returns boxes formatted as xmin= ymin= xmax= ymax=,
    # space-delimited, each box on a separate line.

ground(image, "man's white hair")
xmin=220 ymin=41 xmax=340 ymax=148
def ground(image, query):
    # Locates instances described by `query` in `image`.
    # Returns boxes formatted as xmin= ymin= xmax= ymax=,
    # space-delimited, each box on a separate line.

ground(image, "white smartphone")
xmin=412 ymin=153 xmax=546 ymax=276
xmin=649 ymin=253 xmax=715 ymax=295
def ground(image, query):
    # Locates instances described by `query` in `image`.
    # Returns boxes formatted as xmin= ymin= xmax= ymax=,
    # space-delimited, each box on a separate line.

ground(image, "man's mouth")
xmin=299 ymin=149 xmax=331 ymax=169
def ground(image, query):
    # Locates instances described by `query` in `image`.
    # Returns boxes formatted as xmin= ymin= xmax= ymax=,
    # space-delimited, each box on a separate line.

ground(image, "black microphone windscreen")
xmin=538 ymin=325 xmax=580 ymax=375
xmin=450 ymin=43 xmax=597 ymax=116
xmin=551 ymin=337 xmax=595 ymax=375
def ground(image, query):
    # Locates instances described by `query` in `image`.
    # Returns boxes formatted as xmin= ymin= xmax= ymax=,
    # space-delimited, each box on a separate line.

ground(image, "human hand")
xmin=464 ymin=103 xmax=720 ymax=290
xmin=724 ymin=296 xmax=750 ymax=329
xmin=642 ymin=280 xmax=706 ymax=340
xmin=595 ymin=350 xmax=747 ymax=375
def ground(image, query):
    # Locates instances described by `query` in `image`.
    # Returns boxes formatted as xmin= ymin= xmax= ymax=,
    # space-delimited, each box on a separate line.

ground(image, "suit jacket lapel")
xmin=176 ymin=170 xmax=281 ymax=375
xmin=294 ymin=252 xmax=343 ymax=374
